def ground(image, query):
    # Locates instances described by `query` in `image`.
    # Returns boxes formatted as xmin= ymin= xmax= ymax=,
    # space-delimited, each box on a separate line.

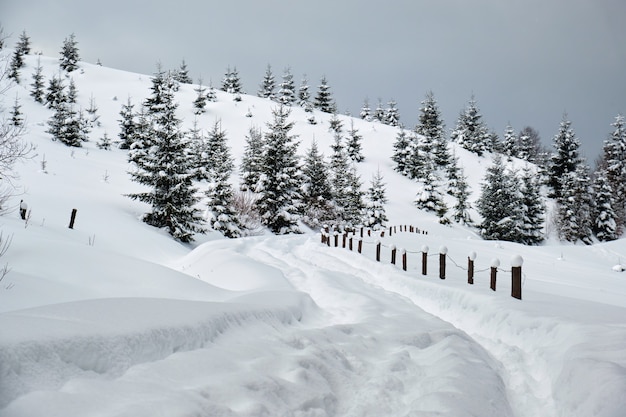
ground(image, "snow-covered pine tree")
xmin=360 ymin=98 xmax=372 ymax=121
xmin=346 ymin=119 xmax=364 ymax=163
xmin=127 ymin=105 xmax=153 ymax=169
xmin=449 ymin=162 xmax=472 ymax=225
xmin=343 ymin=164 xmax=365 ymax=227
xmin=66 ymin=78 xmax=77 ymax=104
xmin=392 ymin=128 xmax=411 ymax=176
xmin=364 ymin=169 xmax=388 ymax=230
xmin=556 ymin=163 xmax=593 ymax=244
xmin=45 ymin=74 xmax=65 ymax=109
xmin=127 ymin=70 xmax=204 ymax=242
xmin=277 ymin=67 xmax=296 ymax=106
xmin=46 ymin=101 xmax=83 ymax=147
xmin=519 ymin=166 xmax=545 ymax=245
xmin=414 ymin=171 xmax=449 ymax=224
xmin=240 ymin=126 xmax=265 ymax=192
xmin=373 ymin=98 xmax=385 ymax=123
xmin=384 ymin=99 xmax=400 ymax=127
xmin=477 ymin=154 xmax=522 ymax=241
xmin=314 ymin=76 xmax=335 ymax=113
xmin=301 ymin=139 xmax=334 ymax=226
xmin=255 ymin=106 xmax=302 ymax=234
xmin=416 ymin=91 xmax=448 ymax=168
xmin=329 ymin=130 xmax=352 ymax=221
xmin=8 ymin=46 xmax=24 ymax=84
xmin=601 ymin=114 xmax=626 ymax=233
xmin=16 ymin=30 xmax=31 ymax=55
xmin=518 ymin=126 xmax=542 ymax=163
xmin=193 ymin=78 xmax=207 ymax=115
xmin=450 ymin=96 xmax=491 ymax=156
xmin=118 ymin=97 xmax=136 ymax=149
xmin=203 ymin=120 xmax=242 ymax=238
xmin=258 ymin=64 xmax=276 ymax=99
xmin=86 ymin=93 xmax=100 ymax=127
xmin=407 ymin=132 xmax=431 ymax=181
xmin=221 ymin=66 xmax=242 ymax=94
xmin=174 ymin=59 xmax=192 ymax=84
xmin=59 ymin=33 xmax=80 ymax=72
xmin=97 ymin=132 xmax=112 ymax=150
xmin=298 ymin=74 xmax=310 ymax=108
xmin=502 ymin=124 xmax=519 ymax=160
xmin=591 ymin=168 xmax=618 ymax=242
xmin=328 ymin=112 xmax=343 ymax=135
xmin=30 ymin=56 xmax=45 ymax=103
xmin=548 ymin=114 xmax=583 ymax=198
xmin=10 ymin=95 xmax=24 ymax=128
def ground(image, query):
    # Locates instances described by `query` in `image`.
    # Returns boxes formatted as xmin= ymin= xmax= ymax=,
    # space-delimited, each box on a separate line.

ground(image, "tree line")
xmin=3 ymin=29 xmax=625 ymax=246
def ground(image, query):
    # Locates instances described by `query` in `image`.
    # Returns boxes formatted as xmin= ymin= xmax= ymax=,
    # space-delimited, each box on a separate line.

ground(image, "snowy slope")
xmin=0 ymin=54 xmax=625 ymax=417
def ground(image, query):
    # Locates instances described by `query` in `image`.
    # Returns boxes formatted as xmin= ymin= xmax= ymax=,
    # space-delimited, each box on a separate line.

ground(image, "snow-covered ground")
xmin=1 ymin=53 xmax=625 ymax=417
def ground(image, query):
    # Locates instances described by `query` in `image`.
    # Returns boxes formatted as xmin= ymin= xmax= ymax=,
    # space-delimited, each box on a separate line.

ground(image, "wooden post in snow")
xmin=391 ymin=245 xmax=397 ymax=265
xmin=69 ymin=208 xmax=77 ymax=229
xmin=511 ymin=255 xmax=523 ymax=300
xmin=376 ymin=240 xmax=381 ymax=262
xmin=468 ymin=251 xmax=476 ymax=284
xmin=490 ymin=259 xmax=500 ymax=291
xmin=402 ymin=249 xmax=407 ymax=271
xmin=421 ymin=245 xmax=429 ymax=276
xmin=439 ymin=246 xmax=447 ymax=280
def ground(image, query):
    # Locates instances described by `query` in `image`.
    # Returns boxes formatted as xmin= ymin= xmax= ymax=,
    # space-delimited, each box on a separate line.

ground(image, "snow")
xmin=1 ymin=52 xmax=626 ymax=417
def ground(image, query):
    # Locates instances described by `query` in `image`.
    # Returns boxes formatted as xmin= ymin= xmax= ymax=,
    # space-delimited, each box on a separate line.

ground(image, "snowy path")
xmin=2 ymin=234 xmax=625 ymax=416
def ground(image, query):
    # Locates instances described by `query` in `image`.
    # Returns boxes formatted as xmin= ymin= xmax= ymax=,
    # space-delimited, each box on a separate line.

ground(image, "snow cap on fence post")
xmin=469 ymin=251 xmax=477 ymax=261
xmin=422 ymin=245 xmax=429 ymax=253
xmin=511 ymin=255 xmax=524 ymax=267
xmin=491 ymin=258 xmax=500 ymax=268
xmin=439 ymin=245 xmax=448 ymax=254
xmin=439 ymin=246 xmax=447 ymax=279
xmin=511 ymin=255 xmax=523 ymax=300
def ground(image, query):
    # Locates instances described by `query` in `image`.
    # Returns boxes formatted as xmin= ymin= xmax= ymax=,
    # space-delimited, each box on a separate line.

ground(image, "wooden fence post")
xmin=439 ymin=246 xmax=447 ymax=279
xmin=69 ymin=208 xmax=77 ymax=229
xmin=360 ymin=227 xmax=364 ymax=238
xmin=389 ymin=227 xmax=393 ymax=236
xmin=391 ymin=245 xmax=396 ymax=265
xmin=511 ymin=255 xmax=523 ymax=300
xmin=490 ymin=259 xmax=500 ymax=291
xmin=349 ymin=236 xmax=353 ymax=251
xmin=334 ymin=232 xmax=339 ymax=247
xmin=468 ymin=251 xmax=476 ymax=284
xmin=358 ymin=238 xmax=363 ymax=254
xmin=376 ymin=240 xmax=381 ymax=262
xmin=402 ymin=249 xmax=407 ymax=271
xmin=342 ymin=232 xmax=347 ymax=248
xmin=421 ymin=245 xmax=429 ymax=276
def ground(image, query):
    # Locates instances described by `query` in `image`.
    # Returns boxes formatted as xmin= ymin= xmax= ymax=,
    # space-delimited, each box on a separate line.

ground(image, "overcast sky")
xmin=3 ymin=0 xmax=625 ymax=160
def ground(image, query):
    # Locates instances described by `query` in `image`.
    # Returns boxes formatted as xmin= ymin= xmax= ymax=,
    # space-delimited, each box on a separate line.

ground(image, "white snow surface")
xmin=1 ymin=54 xmax=626 ymax=417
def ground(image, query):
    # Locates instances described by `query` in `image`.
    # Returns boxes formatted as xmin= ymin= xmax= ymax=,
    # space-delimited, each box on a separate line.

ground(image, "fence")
xmin=320 ymin=225 xmax=524 ymax=300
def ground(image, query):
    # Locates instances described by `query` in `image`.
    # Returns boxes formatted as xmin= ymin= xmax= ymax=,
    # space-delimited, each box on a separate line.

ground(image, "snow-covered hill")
xmin=1 ymin=54 xmax=625 ymax=417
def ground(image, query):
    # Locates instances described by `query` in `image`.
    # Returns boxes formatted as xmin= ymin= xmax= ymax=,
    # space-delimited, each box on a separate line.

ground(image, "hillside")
xmin=1 ymin=54 xmax=626 ymax=417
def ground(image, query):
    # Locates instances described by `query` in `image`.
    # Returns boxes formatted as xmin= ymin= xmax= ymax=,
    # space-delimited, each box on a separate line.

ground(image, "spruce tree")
xmin=277 ymin=67 xmax=296 ymax=106
xmin=203 ymin=120 xmax=242 ymax=238
xmin=384 ymin=99 xmax=400 ymax=127
xmin=16 ymin=30 xmax=31 ymax=55
xmin=519 ymin=167 xmax=545 ymax=245
xmin=298 ymin=74 xmax=310 ymax=108
xmin=556 ymin=163 xmax=593 ymax=244
xmin=59 ymin=33 xmax=80 ymax=72
xmin=414 ymin=171 xmax=448 ymax=224
xmin=416 ymin=91 xmax=448 ymax=168
xmin=343 ymin=165 xmax=365 ymax=226
xmin=518 ymin=126 xmax=542 ymax=163
xmin=86 ymin=93 xmax=100 ymax=127
xmin=174 ymin=59 xmax=192 ymax=84
xmin=255 ymin=106 xmax=302 ymax=234
xmin=477 ymin=154 xmax=522 ymax=241
xmin=240 ymin=126 xmax=265 ymax=192
xmin=502 ymin=124 xmax=519 ymax=160
xmin=8 ymin=46 xmax=24 ymax=83
xmin=47 ymin=101 xmax=84 ymax=147
xmin=346 ymin=119 xmax=364 ymax=162
xmin=10 ymin=95 xmax=24 ymax=128
xmin=127 ymin=70 xmax=204 ymax=242
xmin=301 ymin=139 xmax=334 ymax=226
xmin=258 ymin=64 xmax=276 ymax=99
xmin=118 ymin=97 xmax=136 ymax=149
xmin=221 ymin=66 xmax=242 ymax=94
xmin=314 ymin=76 xmax=335 ymax=113
xmin=548 ymin=114 xmax=582 ymax=198
xmin=45 ymin=74 xmax=65 ymax=109
xmin=193 ymin=78 xmax=207 ymax=114
xmin=360 ymin=98 xmax=372 ymax=121
xmin=30 ymin=57 xmax=45 ymax=103
xmin=449 ymin=163 xmax=472 ymax=225
xmin=392 ymin=128 xmax=411 ymax=177
xmin=364 ymin=169 xmax=388 ymax=230
xmin=97 ymin=132 xmax=112 ymax=150
xmin=592 ymin=168 xmax=618 ymax=242
xmin=373 ymin=98 xmax=385 ymax=123
xmin=450 ymin=96 xmax=492 ymax=156
xmin=601 ymin=114 xmax=626 ymax=233
xmin=66 ymin=78 xmax=77 ymax=104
